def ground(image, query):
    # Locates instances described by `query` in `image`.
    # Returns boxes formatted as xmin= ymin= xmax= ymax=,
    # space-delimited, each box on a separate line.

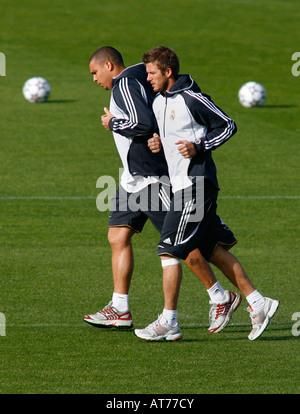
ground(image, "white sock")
xmin=207 ymin=281 xmax=226 ymax=304
xmin=112 ymin=292 xmax=129 ymax=312
xmin=246 ymin=290 xmax=265 ymax=311
xmin=162 ymin=308 xmax=178 ymax=327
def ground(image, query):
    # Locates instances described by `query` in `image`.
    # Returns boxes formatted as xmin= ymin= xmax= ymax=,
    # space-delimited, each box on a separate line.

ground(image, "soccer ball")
xmin=22 ymin=77 xmax=51 ymax=103
xmin=238 ymin=81 xmax=266 ymax=108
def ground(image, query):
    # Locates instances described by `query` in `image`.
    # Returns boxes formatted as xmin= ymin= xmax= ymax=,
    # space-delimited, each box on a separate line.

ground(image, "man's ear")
xmin=105 ymin=60 xmax=113 ymax=71
xmin=165 ymin=68 xmax=173 ymax=79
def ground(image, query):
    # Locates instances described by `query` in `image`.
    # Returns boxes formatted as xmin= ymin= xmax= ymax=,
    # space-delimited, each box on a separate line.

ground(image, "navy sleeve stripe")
xmin=110 ymin=77 xmax=157 ymax=138
xmin=117 ymin=78 xmax=138 ymax=130
xmin=184 ymin=90 xmax=235 ymax=150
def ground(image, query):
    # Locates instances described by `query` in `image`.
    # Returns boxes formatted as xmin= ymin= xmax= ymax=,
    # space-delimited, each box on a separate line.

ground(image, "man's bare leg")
xmin=210 ymin=246 xmax=255 ymax=297
xmin=108 ymin=226 xmax=136 ymax=295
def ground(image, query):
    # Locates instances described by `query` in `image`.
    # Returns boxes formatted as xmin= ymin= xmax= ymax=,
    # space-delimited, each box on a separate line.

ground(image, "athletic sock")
xmin=162 ymin=308 xmax=178 ymax=327
xmin=246 ymin=290 xmax=265 ymax=311
xmin=112 ymin=292 xmax=129 ymax=312
xmin=207 ymin=281 xmax=226 ymax=304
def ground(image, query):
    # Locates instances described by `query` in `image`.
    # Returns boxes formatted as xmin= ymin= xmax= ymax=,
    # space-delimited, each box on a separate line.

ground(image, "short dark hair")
xmin=142 ymin=46 xmax=180 ymax=78
xmin=89 ymin=46 xmax=124 ymax=66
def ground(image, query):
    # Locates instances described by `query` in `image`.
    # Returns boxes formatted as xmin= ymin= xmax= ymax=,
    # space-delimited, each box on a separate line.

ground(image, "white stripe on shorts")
xmin=158 ymin=186 xmax=171 ymax=210
xmin=175 ymin=199 xmax=194 ymax=246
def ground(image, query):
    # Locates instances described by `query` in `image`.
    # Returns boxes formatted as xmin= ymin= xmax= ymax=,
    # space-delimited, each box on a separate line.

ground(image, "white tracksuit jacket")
xmin=152 ymin=74 xmax=237 ymax=193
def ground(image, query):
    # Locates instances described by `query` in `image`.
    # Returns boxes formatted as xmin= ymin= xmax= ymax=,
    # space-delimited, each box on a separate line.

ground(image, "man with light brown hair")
xmin=134 ymin=46 xmax=279 ymax=341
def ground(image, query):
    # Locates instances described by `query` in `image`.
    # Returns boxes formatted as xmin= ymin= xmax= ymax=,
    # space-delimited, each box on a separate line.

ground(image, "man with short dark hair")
xmin=84 ymin=46 xmax=169 ymax=328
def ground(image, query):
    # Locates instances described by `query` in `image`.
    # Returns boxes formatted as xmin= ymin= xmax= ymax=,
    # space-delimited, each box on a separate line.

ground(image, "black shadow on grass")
xmin=83 ymin=323 xmax=134 ymax=332
xmin=180 ymin=323 xmax=295 ymax=342
xmin=83 ymin=323 xmax=295 ymax=342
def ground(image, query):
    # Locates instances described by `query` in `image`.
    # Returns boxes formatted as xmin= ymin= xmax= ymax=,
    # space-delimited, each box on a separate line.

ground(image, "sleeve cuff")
xmin=108 ymin=117 xmax=116 ymax=130
xmin=193 ymin=140 xmax=205 ymax=154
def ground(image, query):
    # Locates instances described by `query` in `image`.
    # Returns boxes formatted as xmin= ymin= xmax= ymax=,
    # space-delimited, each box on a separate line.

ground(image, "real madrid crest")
xmin=170 ymin=110 xmax=176 ymax=120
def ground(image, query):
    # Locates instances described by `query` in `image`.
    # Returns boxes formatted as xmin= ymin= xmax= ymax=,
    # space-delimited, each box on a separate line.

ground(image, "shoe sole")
xmin=84 ymin=318 xmax=133 ymax=329
xmin=248 ymin=300 xmax=279 ymax=341
xmin=134 ymin=330 xmax=182 ymax=341
xmin=208 ymin=293 xmax=242 ymax=333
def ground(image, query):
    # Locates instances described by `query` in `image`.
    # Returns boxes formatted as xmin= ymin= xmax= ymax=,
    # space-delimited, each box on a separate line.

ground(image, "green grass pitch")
xmin=0 ymin=0 xmax=299 ymax=395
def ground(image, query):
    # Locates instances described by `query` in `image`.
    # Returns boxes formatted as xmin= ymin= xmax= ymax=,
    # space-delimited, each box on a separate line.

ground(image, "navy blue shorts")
xmin=109 ymin=181 xmax=236 ymax=261
xmin=108 ymin=182 xmax=171 ymax=234
xmin=157 ymin=180 xmax=237 ymax=260
xmin=196 ymin=215 xmax=237 ymax=260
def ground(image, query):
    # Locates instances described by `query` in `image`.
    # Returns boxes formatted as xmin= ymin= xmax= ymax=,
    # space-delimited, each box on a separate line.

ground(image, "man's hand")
xmin=148 ymin=133 xmax=162 ymax=153
xmin=175 ymin=140 xmax=196 ymax=158
xmin=101 ymin=107 xmax=114 ymax=130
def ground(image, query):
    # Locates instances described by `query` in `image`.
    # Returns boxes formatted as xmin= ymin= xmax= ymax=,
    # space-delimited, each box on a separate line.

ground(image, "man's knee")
xmin=108 ymin=226 xmax=134 ymax=247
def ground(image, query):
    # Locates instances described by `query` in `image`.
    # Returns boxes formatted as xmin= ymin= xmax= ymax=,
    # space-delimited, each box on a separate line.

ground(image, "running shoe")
xmin=208 ymin=290 xmax=242 ymax=333
xmin=134 ymin=314 xmax=182 ymax=341
xmin=247 ymin=297 xmax=279 ymax=340
xmin=84 ymin=301 xmax=133 ymax=328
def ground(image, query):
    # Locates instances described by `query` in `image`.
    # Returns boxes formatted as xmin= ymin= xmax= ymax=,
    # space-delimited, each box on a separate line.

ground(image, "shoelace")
xmin=98 ymin=302 xmax=117 ymax=316
xmin=246 ymin=307 xmax=264 ymax=325
xmin=210 ymin=303 xmax=227 ymax=320
xmin=145 ymin=316 xmax=165 ymax=332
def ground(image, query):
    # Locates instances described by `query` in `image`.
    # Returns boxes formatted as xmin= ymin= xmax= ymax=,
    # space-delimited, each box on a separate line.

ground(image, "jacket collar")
xmin=165 ymin=74 xmax=195 ymax=96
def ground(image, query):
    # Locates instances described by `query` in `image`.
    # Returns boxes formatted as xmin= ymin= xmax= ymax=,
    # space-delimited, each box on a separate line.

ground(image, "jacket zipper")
xmin=163 ymin=95 xmax=167 ymax=138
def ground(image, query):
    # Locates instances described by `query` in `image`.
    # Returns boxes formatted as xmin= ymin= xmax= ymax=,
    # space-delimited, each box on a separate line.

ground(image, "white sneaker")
xmin=208 ymin=290 xmax=242 ymax=333
xmin=84 ymin=301 xmax=133 ymax=328
xmin=134 ymin=314 xmax=182 ymax=341
xmin=247 ymin=297 xmax=279 ymax=340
